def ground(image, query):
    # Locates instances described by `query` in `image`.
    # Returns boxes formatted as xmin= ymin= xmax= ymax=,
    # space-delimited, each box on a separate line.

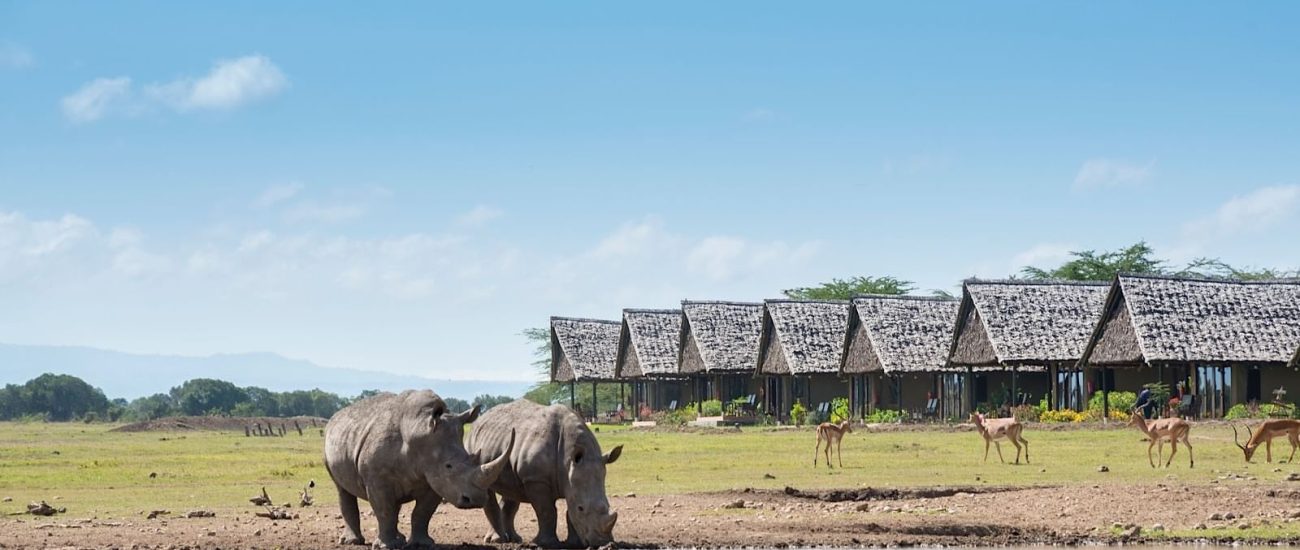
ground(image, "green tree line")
xmin=0 ymin=374 xmax=514 ymax=423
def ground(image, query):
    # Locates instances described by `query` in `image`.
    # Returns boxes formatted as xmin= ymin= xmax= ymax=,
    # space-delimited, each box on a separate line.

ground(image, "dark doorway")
xmin=1247 ymin=367 xmax=1262 ymax=403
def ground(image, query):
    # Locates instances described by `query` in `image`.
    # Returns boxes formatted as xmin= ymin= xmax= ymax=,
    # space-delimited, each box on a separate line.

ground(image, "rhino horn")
xmin=475 ymin=429 xmax=515 ymax=488
xmin=602 ymin=511 xmax=618 ymax=533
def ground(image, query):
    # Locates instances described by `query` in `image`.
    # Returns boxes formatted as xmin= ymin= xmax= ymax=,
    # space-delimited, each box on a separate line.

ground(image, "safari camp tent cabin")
xmin=756 ymin=299 xmax=851 ymax=421
xmin=615 ymin=308 xmax=686 ymax=418
xmin=948 ymin=280 xmax=1109 ymax=412
xmin=841 ymin=295 xmax=959 ymax=419
xmin=1079 ymin=274 xmax=1300 ymax=418
xmin=550 ymin=316 xmax=622 ymax=421
xmin=678 ymin=301 xmax=765 ymax=412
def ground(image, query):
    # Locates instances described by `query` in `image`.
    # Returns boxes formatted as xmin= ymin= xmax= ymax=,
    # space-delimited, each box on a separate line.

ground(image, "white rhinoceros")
xmin=324 ymin=390 xmax=513 ymax=549
xmin=468 ymin=399 xmax=622 ymax=548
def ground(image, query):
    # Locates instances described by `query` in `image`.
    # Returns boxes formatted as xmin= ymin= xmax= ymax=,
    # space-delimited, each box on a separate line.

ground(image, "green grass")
xmin=0 ymin=421 xmax=1295 ymax=521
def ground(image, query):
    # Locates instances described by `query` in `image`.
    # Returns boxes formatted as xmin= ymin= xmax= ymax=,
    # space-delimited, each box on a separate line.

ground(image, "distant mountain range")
xmin=0 ymin=343 xmax=534 ymax=401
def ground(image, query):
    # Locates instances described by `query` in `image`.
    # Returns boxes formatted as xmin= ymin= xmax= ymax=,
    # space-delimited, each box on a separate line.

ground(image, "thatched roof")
xmin=1081 ymin=274 xmax=1300 ymax=367
xmin=550 ymin=316 xmax=621 ymax=383
xmin=948 ymin=280 xmax=1109 ymax=367
xmin=843 ymin=295 xmax=958 ymax=374
xmin=679 ymin=301 xmax=764 ymax=374
xmin=615 ymin=309 xmax=682 ymax=378
xmin=757 ymin=300 xmax=850 ymax=375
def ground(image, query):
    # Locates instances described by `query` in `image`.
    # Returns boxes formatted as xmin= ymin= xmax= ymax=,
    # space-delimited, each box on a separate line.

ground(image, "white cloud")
xmin=455 ymin=205 xmax=504 ymax=227
xmin=1184 ymin=184 xmax=1300 ymax=237
xmin=60 ymin=77 xmax=132 ymax=123
xmin=1073 ymin=158 xmax=1155 ymax=190
xmin=146 ymin=54 xmax=287 ymax=111
xmin=589 ymin=218 xmax=680 ymax=259
xmin=21 ymin=214 xmax=94 ymax=256
xmin=1010 ymin=242 xmax=1076 ymax=272
xmin=62 ymin=55 xmax=287 ymax=123
xmin=0 ymin=44 xmax=34 ymax=69
xmin=252 ymin=182 xmax=304 ymax=209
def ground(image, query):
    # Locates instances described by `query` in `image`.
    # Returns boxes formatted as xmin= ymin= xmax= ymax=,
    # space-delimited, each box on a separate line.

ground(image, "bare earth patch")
xmin=5 ymin=483 xmax=1300 ymax=549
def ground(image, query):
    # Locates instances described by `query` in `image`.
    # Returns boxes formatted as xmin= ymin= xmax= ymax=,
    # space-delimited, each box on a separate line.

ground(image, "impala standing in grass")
xmin=969 ymin=412 xmax=1029 ymax=464
xmin=1127 ymin=410 xmax=1193 ymax=468
xmin=813 ymin=420 xmax=852 ymax=468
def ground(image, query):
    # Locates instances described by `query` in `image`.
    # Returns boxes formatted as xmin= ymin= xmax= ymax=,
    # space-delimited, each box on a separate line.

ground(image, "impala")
xmin=1233 ymin=419 xmax=1300 ymax=463
xmin=1127 ymin=411 xmax=1193 ymax=468
xmin=969 ymin=412 xmax=1029 ymax=464
xmin=813 ymin=420 xmax=852 ymax=468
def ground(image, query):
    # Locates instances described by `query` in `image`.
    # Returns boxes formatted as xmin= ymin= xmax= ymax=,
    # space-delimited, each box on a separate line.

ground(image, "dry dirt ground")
xmin=4 ymin=483 xmax=1300 ymax=549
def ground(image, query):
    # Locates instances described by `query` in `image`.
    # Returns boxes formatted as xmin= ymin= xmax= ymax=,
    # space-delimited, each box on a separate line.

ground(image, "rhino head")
xmin=410 ymin=404 xmax=514 ymax=509
xmin=565 ymin=441 xmax=623 ymax=547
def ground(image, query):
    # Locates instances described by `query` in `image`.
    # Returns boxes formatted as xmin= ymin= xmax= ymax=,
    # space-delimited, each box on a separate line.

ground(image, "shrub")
xmin=700 ymin=399 xmax=723 ymax=417
xmin=1040 ymin=409 xmax=1085 ymax=423
xmin=1226 ymin=402 xmax=1298 ymax=419
xmin=789 ymin=401 xmax=808 ymax=426
xmin=1087 ymin=391 xmax=1137 ymax=414
xmin=864 ymin=408 xmax=905 ymax=424
xmin=829 ymin=397 xmax=851 ymax=423
xmin=1011 ymin=404 xmax=1042 ymax=422
xmin=652 ymin=407 xmax=698 ymax=426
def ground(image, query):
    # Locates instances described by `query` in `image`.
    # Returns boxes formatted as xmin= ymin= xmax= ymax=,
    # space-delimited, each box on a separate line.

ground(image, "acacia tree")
xmin=783 ymin=276 xmax=915 ymax=299
xmin=1021 ymin=241 xmax=1297 ymax=281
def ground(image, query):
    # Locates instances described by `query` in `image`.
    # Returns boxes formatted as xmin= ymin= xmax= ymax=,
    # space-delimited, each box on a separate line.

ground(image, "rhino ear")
xmin=603 ymin=445 xmax=623 ymax=465
xmin=429 ymin=402 xmax=447 ymax=428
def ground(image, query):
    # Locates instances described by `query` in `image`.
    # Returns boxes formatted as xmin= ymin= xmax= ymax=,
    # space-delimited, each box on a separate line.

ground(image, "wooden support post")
xmin=1011 ymin=366 xmax=1019 ymax=408
xmin=1102 ymin=368 xmax=1110 ymax=423
xmin=569 ymin=381 xmax=576 ymax=408
xmin=591 ymin=381 xmax=598 ymax=422
xmin=964 ymin=367 xmax=973 ymax=413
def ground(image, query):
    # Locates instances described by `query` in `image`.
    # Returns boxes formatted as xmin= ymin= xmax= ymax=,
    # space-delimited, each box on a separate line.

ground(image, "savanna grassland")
xmin=2 ymin=420 xmax=1300 ymax=548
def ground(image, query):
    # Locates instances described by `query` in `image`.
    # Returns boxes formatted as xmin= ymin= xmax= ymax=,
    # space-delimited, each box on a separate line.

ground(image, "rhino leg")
xmin=564 ymin=509 xmax=583 ymax=548
xmin=481 ymin=492 xmax=507 ymax=543
xmin=367 ymin=485 xmax=408 ymax=550
xmin=500 ymin=498 xmax=524 ymax=543
xmin=407 ymin=493 xmax=440 ymax=549
xmin=526 ymin=483 xmax=563 ymax=548
xmin=336 ymin=487 xmax=366 ymax=546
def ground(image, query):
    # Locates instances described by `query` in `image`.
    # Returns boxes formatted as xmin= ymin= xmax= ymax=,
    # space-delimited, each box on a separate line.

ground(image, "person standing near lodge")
xmin=1135 ymin=387 xmax=1153 ymax=419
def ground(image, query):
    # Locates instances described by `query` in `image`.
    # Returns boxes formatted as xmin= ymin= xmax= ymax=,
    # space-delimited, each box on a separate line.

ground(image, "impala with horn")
xmin=1127 ymin=408 xmax=1193 ymax=468
xmin=1233 ymin=419 xmax=1300 ymax=463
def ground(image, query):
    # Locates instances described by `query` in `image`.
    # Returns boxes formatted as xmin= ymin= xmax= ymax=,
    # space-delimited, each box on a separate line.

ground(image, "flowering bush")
xmin=1040 ymin=409 xmax=1085 ymax=423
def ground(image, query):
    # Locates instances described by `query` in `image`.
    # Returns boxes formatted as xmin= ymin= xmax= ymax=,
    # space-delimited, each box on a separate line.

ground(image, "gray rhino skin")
xmin=467 ymin=399 xmax=622 ymax=548
xmin=324 ymin=390 xmax=514 ymax=549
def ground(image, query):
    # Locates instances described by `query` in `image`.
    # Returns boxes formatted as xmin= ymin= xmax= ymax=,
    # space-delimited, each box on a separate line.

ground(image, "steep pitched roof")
xmin=948 ymin=280 xmax=1109 ymax=366
xmin=550 ymin=316 xmax=621 ymax=383
xmin=1082 ymin=274 xmax=1300 ymax=366
xmin=843 ymin=295 xmax=958 ymax=374
xmin=679 ymin=301 xmax=764 ymax=374
xmin=615 ymin=309 xmax=683 ymax=378
xmin=757 ymin=300 xmax=850 ymax=375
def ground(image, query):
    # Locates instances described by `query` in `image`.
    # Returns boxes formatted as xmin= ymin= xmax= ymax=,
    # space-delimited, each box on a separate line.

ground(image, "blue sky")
xmin=2 ymin=2 xmax=1298 ymax=382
